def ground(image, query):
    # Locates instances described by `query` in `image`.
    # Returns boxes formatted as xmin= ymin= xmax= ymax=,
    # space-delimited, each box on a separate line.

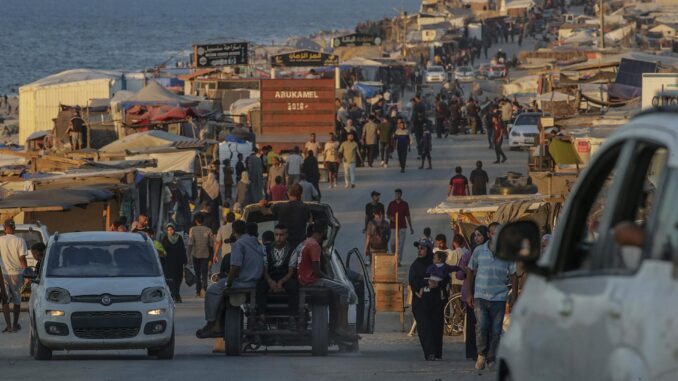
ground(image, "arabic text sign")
xmin=271 ymin=50 xmax=339 ymax=68
xmin=332 ymin=33 xmax=382 ymax=48
xmin=193 ymin=42 xmax=248 ymax=67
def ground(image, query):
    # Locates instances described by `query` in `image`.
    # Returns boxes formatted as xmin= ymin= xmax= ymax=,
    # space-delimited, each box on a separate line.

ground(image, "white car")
xmin=26 ymin=232 xmax=174 ymax=360
xmin=424 ymin=66 xmax=447 ymax=83
xmin=495 ymin=109 xmax=678 ymax=380
xmin=454 ymin=66 xmax=475 ymax=82
xmin=508 ymin=112 xmax=557 ymax=149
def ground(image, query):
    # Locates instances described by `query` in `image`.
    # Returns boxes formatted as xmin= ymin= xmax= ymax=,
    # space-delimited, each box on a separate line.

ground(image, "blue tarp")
xmin=353 ymin=82 xmax=381 ymax=98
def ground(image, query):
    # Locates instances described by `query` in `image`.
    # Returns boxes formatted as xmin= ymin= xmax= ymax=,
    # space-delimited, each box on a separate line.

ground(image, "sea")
xmin=0 ymin=0 xmax=420 ymax=94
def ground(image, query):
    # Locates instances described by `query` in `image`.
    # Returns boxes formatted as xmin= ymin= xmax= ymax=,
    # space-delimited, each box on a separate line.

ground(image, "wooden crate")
xmin=372 ymin=251 xmax=398 ymax=283
xmin=375 ymin=282 xmax=405 ymax=313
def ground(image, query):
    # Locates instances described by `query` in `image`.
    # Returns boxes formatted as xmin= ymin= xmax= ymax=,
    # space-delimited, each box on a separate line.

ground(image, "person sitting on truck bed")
xmin=196 ymin=220 xmax=263 ymax=339
xmin=298 ymin=222 xmax=358 ymax=341
xmin=258 ymin=184 xmax=311 ymax=250
xmin=256 ymin=224 xmax=299 ymax=328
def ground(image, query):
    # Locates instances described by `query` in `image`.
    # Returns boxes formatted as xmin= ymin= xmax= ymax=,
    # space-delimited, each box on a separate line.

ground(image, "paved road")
xmin=1 ymin=134 xmax=527 ymax=381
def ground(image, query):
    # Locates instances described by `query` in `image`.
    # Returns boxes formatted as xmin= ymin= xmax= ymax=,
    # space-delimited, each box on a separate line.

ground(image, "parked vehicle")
xmin=476 ymin=64 xmax=491 ymax=79
xmin=454 ymin=66 xmax=475 ymax=82
xmin=495 ymin=109 xmax=678 ymax=380
xmin=487 ymin=65 xmax=508 ymax=80
xmin=508 ymin=112 xmax=558 ymax=149
xmin=424 ymin=65 xmax=447 ymax=83
xmin=220 ymin=202 xmax=375 ymax=356
xmin=26 ymin=232 xmax=174 ymax=360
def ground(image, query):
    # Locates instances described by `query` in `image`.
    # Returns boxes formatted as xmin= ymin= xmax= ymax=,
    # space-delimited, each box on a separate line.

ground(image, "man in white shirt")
xmin=285 ymin=146 xmax=303 ymax=186
xmin=0 ymin=219 xmax=28 ymax=332
xmin=323 ymin=132 xmax=340 ymax=188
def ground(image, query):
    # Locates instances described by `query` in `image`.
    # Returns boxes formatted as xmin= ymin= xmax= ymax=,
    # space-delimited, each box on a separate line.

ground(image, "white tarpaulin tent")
xmin=121 ymin=81 xmax=199 ymax=107
xmin=503 ymin=75 xmax=540 ymax=96
xmin=126 ymin=150 xmax=198 ymax=174
xmin=99 ymin=130 xmax=196 ymax=154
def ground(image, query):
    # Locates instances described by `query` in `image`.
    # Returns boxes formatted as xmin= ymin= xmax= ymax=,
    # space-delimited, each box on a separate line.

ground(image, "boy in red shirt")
xmin=298 ymin=223 xmax=357 ymax=341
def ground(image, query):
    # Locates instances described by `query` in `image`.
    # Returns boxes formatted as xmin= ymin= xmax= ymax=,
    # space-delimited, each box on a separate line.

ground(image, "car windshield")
xmin=45 ymin=241 xmax=161 ymax=278
xmin=515 ymin=114 xmax=541 ymax=126
xmin=428 ymin=66 xmax=443 ymax=72
xmin=0 ymin=230 xmax=43 ymax=249
xmin=459 ymin=67 xmax=472 ymax=73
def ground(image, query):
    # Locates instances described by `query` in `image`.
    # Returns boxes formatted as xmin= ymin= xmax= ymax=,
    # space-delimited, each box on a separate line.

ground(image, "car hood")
xmin=42 ymin=277 xmax=166 ymax=296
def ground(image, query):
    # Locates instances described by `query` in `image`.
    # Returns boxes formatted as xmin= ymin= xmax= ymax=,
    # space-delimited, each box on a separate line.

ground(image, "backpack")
xmin=370 ymin=221 xmax=391 ymax=250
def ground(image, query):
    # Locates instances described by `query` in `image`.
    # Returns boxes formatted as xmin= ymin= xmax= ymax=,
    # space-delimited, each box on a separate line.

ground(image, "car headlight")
xmin=511 ymin=131 xmax=520 ymax=137
xmin=46 ymin=288 xmax=71 ymax=304
xmin=141 ymin=287 xmax=166 ymax=303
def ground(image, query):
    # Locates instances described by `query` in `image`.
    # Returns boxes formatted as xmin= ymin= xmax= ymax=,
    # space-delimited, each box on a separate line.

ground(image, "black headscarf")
xmin=408 ymin=245 xmax=433 ymax=294
xmin=471 ymin=225 xmax=489 ymax=253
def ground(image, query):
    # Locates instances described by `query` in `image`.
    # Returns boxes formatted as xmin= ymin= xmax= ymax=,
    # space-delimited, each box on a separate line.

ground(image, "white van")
xmin=495 ymin=109 xmax=678 ymax=381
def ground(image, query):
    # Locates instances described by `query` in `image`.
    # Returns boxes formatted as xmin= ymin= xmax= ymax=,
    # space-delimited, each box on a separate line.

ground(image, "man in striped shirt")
xmin=467 ymin=222 xmax=518 ymax=371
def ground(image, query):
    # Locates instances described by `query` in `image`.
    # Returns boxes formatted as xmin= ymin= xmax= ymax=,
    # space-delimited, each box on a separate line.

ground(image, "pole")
xmin=600 ymin=3 xmax=605 ymax=48
xmin=394 ymin=211 xmax=399 ymax=274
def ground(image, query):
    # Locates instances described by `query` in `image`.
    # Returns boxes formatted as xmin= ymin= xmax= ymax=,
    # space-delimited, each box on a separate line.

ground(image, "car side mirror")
xmin=23 ymin=266 xmax=39 ymax=283
xmin=496 ymin=221 xmax=541 ymax=264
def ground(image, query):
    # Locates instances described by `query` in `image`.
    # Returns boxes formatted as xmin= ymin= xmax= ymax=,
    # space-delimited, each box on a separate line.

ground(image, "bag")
xmin=370 ymin=221 xmax=391 ymax=250
xmin=184 ymin=266 xmax=196 ymax=287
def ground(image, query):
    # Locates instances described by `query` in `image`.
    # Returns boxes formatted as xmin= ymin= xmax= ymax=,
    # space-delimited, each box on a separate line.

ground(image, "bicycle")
xmin=444 ymin=292 xmax=465 ymax=336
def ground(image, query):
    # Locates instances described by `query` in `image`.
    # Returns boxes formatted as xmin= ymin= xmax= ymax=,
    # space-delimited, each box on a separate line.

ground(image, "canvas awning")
xmin=99 ymin=130 xmax=200 ymax=154
xmin=126 ymin=150 xmax=198 ymax=175
xmin=120 ymin=81 xmax=199 ymax=108
xmin=0 ymin=187 xmax=114 ymax=213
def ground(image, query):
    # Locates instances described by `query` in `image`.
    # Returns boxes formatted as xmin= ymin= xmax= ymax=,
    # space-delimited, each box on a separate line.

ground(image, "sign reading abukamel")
xmin=193 ymin=42 xmax=248 ymax=67
xmin=270 ymin=50 xmax=339 ymax=68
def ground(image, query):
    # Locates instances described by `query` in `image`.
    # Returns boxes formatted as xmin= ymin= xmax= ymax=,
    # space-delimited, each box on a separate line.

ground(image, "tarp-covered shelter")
xmin=99 ymin=130 xmax=200 ymax=154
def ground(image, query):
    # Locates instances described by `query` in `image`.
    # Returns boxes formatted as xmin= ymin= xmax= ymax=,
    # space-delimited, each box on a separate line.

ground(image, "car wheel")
xmin=311 ymin=303 xmax=329 ymax=356
xmin=149 ymin=328 xmax=175 ymax=359
xmin=31 ymin=322 xmax=52 ymax=361
xmin=224 ymin=305 xmax=242 ymax=356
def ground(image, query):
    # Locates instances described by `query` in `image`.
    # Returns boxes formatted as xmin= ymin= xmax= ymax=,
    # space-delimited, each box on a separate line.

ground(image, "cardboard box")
xmin=375 ymin=282 xmax=405 ymax=313
xmin=372 ymin=251 xmax=398 ymax=283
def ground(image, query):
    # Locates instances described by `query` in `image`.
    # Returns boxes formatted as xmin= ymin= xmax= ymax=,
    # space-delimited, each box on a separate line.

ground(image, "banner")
xmin=332 ymin=33 xmax=382 ymax=48
xmin=270 ymin=50 xmax=338 ymax=68
xmin=193 ymin=42 xmax=248 ymax=67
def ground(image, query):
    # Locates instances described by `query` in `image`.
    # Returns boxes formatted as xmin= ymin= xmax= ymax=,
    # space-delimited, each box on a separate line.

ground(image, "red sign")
xmin=577 ymin=141 xmax=591 ymax=153
xmin=260 ymin=79 xmax=335 ymax=136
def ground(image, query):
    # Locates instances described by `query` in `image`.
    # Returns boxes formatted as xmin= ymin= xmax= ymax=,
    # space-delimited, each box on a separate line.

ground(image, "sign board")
xmin=641 ymin=73 xmax=678 ymax=110
xmin=577 ymin=140 xmax=591 ymax=153
xmin=270 ymin=50 xmax=339 ymax=68
xmin=193 ymin=42 xmax=248 ymax=67
xmin=332 ymin=33 xmax=382 ymax=48
xmin=375 ymin=282 xmax=405 ymax=313
xmin=260 ymin=79 xmax=336 ymax=135
xmin=372 ymin=252 xmax=398 ymax=283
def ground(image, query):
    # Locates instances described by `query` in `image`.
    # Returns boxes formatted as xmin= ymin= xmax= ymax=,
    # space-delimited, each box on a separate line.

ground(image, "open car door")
xmin=345 ymin=248 xmax=375 ymax=334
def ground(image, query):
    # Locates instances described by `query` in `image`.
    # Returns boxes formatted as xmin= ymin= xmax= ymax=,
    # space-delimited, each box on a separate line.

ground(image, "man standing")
xmin=196 ymin=220 xmax=264 ymax=338
xmin=298 ymin=222 xmax=357 ymax=341
xmin=412 ymin=96 xmax=426 ymax=157
xmin=393 ymin=118 xmax=411 ymax=173
xmin=130 ymin=213 xmax=149 ymax=232
xmin=304 ymin=133 xmax=321 ymax=157
xmin=467 ymin=222 xmax=518 ymax=370
xmin=256 ymin=224 xmax=299 ymax=326
xmin=338 ymin=133 xmax=361 ymax=189
xmin=466 ymin=98 xmax=480 ymax=134
xmin=285 ymin=146 xmax=303 ymax=186
xmin=470 ymin=161 xmax=490 ymax=195
xmin=213 ymin=212 xmax=235 ymax=264
xmin=434 ymin=94 xmax=448 ymax=138
xmin=258 ymin=184 xmax=311 ymax=251
xmin=66 ymin=110 xmax=85 ymax=150
xmin=361 ymin=115 xmax=379 ymax=167
xmin=501 ymin=99 xmax=513 ymax=129
xmin=448 ymin=166 xmax=470 ymax=197
xmin=324 ymin=132 xmax=340 ymax=189
xmin=188 ymin=214 xmax=214 ymax=298
xmin=364 ymin=191 xmax=384 ymax=233
xmin=377 ymin=115 xmax=393 ymax=167
xmin=0 ymin=219 xmax=27 ymax=332
xmin=492 ymin=115 xmax=508 ymax=163
xmin=387 ymin=189 xmax=414 ymax=266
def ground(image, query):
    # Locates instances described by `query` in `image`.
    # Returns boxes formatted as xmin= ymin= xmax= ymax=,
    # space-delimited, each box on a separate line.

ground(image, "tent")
xmin=120 ymin=81 xmax=199 ymax=108
xmin=99 ymin=130 xmax=198 ymax=154
xmin=340 ymin=57 xmax=385 ymax=68
xmin=0 ymin=187 xmax=114 ymax=213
